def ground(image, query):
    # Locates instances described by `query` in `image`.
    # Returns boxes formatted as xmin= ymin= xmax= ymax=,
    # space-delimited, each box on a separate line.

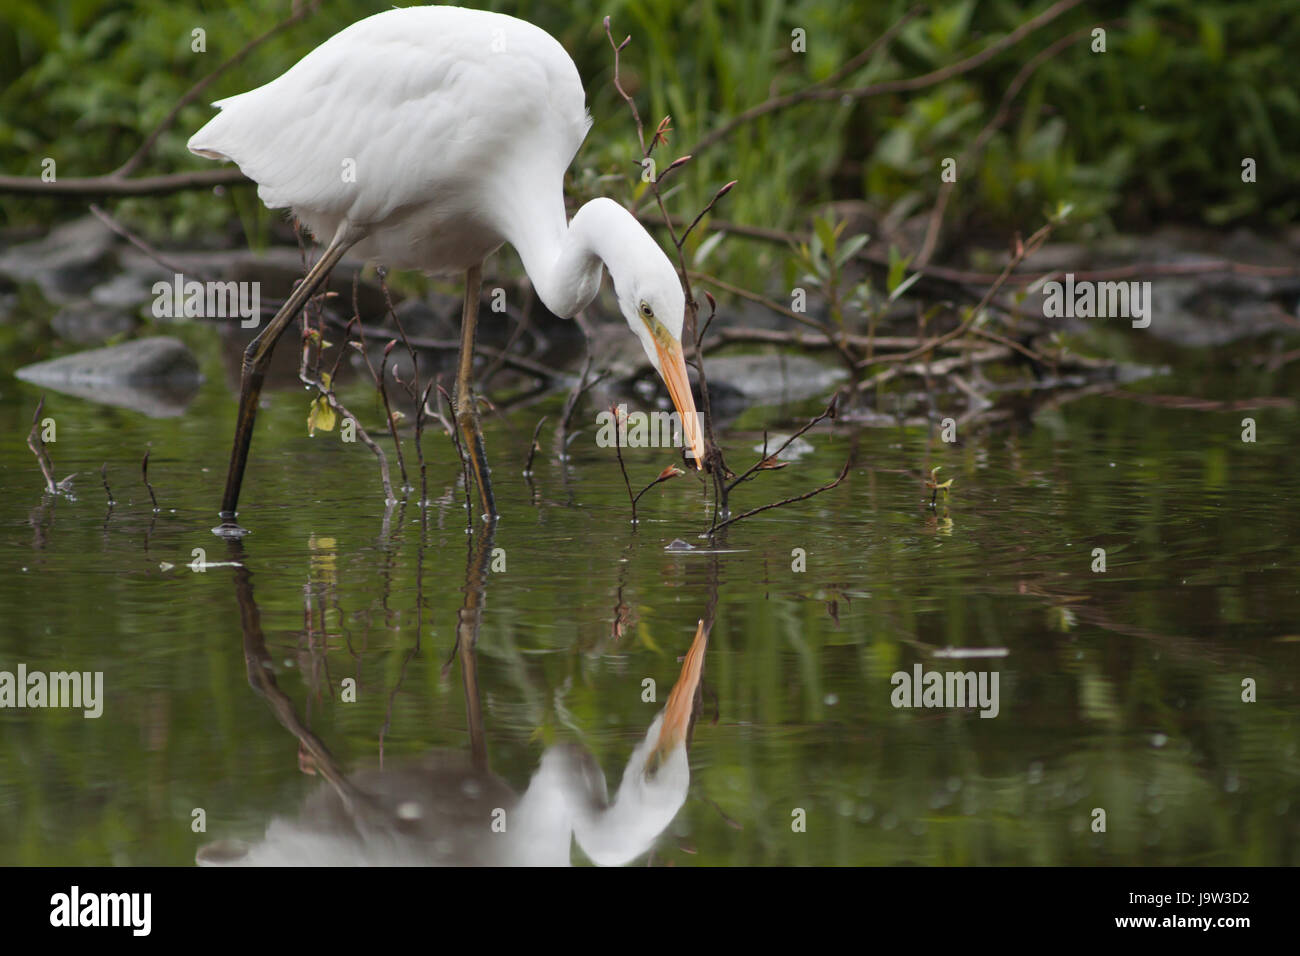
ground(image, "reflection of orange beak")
xmin=655 ymin=337 xmax=705 ymax=469
xmin=647 ymin=619 xmax=709 ymax=771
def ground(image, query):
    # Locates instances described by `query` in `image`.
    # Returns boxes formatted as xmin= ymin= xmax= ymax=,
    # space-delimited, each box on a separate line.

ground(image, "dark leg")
xmin=456 ymin=523 xmax=496 ymax=772
xmin=455 ymin=264 xmax=497 ymax=520
xmin=214 ymin=226 xmax=358 ymax=536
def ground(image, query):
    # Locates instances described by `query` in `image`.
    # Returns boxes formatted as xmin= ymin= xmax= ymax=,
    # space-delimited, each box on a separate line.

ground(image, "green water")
xmin=1 ymin=321 xmax=1297 ymax=865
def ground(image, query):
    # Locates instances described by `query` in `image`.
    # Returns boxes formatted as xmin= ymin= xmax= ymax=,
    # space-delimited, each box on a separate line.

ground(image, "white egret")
xmin=189 ymin=5 xmax=706 ymax=536
xmin=198 ymin=620 xmax=709 ymax=866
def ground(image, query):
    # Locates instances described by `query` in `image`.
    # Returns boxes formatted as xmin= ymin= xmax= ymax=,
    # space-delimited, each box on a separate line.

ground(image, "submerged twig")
xmin=438 ymin=383 xmax=474 ymax=530
xmin=523 ymin=415 xmax=547 ymax=476
xmin=100 ymin=463 xmax=115 ymax=507
xmin=89 ymin=204 xmax=200 ymax=279
xmin=606 ymin=15 xmax=735 ymax=506
xmin=554 ymin=350 xmax=606 ymax=460
xmin=725 ymin=395 xmax=838 ymax=494
xmin=608 ymin=16 xmax=859 ymax=533
xmin=300 ymin=320 xmax=395 ymax=503
xmin=141 ymin=446 xmax=159 ymax=512
xmin=611 ymin=406 xmax=638 ymax=523
xmin=415 ymin=380 xmax=436 ymax=505
xmin=710 ymin=459 xmax=851 ymax=535
xmin=26 ymin=398 xmax=59 ymax=495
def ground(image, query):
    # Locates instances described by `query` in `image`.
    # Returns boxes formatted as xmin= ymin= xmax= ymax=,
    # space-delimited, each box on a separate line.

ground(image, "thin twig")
xmin=726 ymin=395 xmax=838 ymax=494
xmin=415 ymin=380 xmax=437 ymax=505
xmin=632 ymin=465 xmax=686 ymax=509
xmin=679 ymin=180 xmax=737 ymax=248
xmin=26 ymin=398 xmax=57 ymax=494
xmin=376 ymin=341 xmax=409 ymax=491
xmin=523 ymin=415 xmax=547 ymax=476
xmin=697 ymin=292 xmax=719 ymax=347
xmin=648 ymin=214 xmax=1300 ymax=285
xmin=604 ymin=17 xmax=647 ymax=156
xmin=88 ymin=204 xmax=202 ymax=279
xmin=610 ymin=406 xmax=638 ymax=523
xmin=300 ymin=324 xmax=394 ymax=502
xmin=142 ymin=447 xmax=159 ymax=512
xmin=437 ymin=383 xmax=474 ymax=529
xmin=711 ymin=459 xmax=851 ymax=535
xmin=691 ymin=270 xmax=860 ymax=373
xmin=0 ymin=168 xmax=245 ymax=198
xmin=101 ymin=463 xmax=115 ymax=507
xmin=321 ymin=311 xmax=557 ymax=380
xmin=888 ymin=222 xmax=1056 ymax=366
xmin=555 ymin=351 xmax=607 ymax=458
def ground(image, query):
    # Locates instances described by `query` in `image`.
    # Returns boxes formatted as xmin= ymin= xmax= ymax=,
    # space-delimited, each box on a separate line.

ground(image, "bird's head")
xmin=613 ymin=255 xmax=705 ymax=469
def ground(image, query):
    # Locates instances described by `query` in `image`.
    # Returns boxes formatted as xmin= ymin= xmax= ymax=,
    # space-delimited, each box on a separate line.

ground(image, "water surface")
xmin=1 ymin=322 xmax=1297 ymax=865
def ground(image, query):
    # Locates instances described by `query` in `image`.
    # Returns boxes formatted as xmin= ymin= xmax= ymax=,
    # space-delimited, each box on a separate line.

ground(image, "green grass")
xmin=2 ymin=0 xmax=1297 ymax=297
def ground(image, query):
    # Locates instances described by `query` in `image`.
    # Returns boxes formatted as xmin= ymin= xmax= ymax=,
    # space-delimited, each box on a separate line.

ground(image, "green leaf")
xmin=888 ymin=270 xmax=922 ymax=303
xmin=307 ymin=396 xmax=335 ymax=436
xmin=887 ymin=246 xmax=914 ymax=294
xmin=835 ymin=233 xmax=868 ymax=268
xmin=812 ymin=216 xmax=836 ymax=258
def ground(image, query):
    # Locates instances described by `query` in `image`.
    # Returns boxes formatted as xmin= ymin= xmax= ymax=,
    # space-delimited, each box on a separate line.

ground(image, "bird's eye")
xmin=639 ymin=301 xmax=654 ymax=319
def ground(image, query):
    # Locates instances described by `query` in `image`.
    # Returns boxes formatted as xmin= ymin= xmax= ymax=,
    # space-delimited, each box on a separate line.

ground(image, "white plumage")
xmin=190 ymin=5 xmax=703 ymax=532
xmin=191 ymin=7 xmax=589 ymax=274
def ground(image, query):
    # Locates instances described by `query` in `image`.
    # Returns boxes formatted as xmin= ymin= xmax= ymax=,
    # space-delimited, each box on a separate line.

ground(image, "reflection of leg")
xmin=457 ymin=526 xmax=496 ymax=772
xmin=216 ymin=225 xmax=359 ymax=536
xmin=455 ymin=264 xmax=497 ymax=520
xmin=228 ymin=539 xmax=361 ymax=810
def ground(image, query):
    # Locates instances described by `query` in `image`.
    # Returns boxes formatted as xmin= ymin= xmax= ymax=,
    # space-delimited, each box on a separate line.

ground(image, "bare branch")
xmin=26 ymin=398 xmax=58 ymax=494
xmin=710 ymin=459 xmax=851 ymax=535
xmin=141 ymin=447 xmax=159 ymax=512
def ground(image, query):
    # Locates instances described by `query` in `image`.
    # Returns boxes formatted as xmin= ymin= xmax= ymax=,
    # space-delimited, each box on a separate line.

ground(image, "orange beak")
xmin=654 ymin=336 xmax=705 ymax=469
xmin=647 ymin=618 xmax=709 ymax=772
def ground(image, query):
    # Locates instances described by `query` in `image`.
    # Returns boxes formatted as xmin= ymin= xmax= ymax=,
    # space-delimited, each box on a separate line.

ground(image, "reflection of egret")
xmin=188 ymin=6 xmax=705 ymax=536
xmin=204 ymin=544 xmax=709 ymax=866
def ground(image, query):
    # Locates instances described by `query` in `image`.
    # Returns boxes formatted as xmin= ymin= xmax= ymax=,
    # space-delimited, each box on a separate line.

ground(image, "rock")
xmin=90 ymin=272 xmax=155 ymax=312
xmin=17 ymin=336 xmax=199 ymax=385
xmin=0 ymin=216 xmax=119 ymax=304
xmin=986 ymin=226 xmax=1300 ymax=347
xmin=753 ymin=434 xmax=815 ymax=460
xmin=704 ymin=353 xmax=847 ymax=404
xmin=117 ymin=246 xmax=392 ymax=323
xmin=15 ymin=336 xmax=202 ymax=418
xmin=51 ymin=305 xmax=137 ymax=345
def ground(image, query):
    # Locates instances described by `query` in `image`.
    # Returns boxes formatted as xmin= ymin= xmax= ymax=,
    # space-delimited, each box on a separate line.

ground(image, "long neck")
xmin=509 ymin=716 xmax=688 ymax=867
xmin=573 ymin=718 xmax=690 ymax=867
xmin=509 ymin=197 xmax=648 ymax=319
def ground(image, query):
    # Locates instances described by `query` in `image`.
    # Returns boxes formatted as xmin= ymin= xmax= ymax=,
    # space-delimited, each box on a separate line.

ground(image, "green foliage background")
xmin=2 ymin=0 xmax=1296 ymax=270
